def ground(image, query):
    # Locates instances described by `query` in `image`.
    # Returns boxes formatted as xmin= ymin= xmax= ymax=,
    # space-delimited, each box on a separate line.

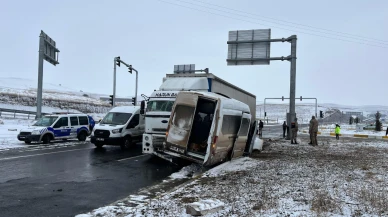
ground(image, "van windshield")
xmin=33 ymin=116 xmax=58 ymax=127
xmin=147 ymin=100 xmax=174 ymax=112
xmin=100 ymin=112 xmax=132 ymax=125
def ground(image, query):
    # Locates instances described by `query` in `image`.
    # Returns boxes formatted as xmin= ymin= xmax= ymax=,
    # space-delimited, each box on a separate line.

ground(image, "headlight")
xmin=112 ymin=128 xmax=123 ymax=134
xmin=31 ymin=130 xmax=40 ymax=135
xmin=144 ymin=136 xmax=149 ymax=141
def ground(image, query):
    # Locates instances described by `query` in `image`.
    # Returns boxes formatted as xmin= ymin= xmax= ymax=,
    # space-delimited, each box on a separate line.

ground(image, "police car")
xmin=17 ymin=113 xmax=94 ymax=144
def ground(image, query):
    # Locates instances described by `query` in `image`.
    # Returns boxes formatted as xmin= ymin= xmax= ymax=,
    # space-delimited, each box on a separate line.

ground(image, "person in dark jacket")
xmin=258 ymin=120 xmax=264 ymax=137
xmin=282 ymin=121 xmax=287 ymax=138
xmin=386 ymin=125 xmax=388 ymax=136
xmin=88 ymin=115 xmax=96 ymax=132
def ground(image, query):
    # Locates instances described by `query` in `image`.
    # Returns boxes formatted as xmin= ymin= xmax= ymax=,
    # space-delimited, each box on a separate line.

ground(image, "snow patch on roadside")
xmin=169 ymin=163 xmax=202 ymax=179
xmin=205 ymin=157 xmax=261 ymax=177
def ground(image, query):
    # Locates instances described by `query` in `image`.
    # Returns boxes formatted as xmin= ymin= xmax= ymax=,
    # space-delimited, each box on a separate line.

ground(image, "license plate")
xmin=96 ymin=138 xmax=104 ymax=141
xmin=19 ymin=136 xmax=25 ymax=139
xmin=169 ymin=146 xmax=185 ymax=154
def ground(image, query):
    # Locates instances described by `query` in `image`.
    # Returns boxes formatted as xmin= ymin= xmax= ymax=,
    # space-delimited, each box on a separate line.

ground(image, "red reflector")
xmin=213 ymin=136 xmax=218 ymax=144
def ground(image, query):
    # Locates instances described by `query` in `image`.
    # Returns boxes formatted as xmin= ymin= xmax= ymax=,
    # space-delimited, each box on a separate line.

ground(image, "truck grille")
xmin=20 ymin=132 xmax=31 ymax=136
xmin=152 ymin=128 xmax=166 ymax=132
xmin=94 ymin=130 xmax=110 ymax=138
xmin=152 ymin=136 xmax=165 ymax=148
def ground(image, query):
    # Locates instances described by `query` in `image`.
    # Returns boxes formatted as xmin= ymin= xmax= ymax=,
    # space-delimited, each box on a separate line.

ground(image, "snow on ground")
xmin=78 ymin=137 xmax=388 ymax=217
xmin=0 ymin=118 xmax=35 ymax=149
xmin=169 ymin=164 xmax=202 ymax=179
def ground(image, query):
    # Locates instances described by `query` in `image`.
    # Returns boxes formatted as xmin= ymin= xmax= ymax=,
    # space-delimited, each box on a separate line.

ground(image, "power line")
xmin=191 ymin=0 xmax=388 ymax=44
xmin=173 ymin=0 xmax=388 ymax=46
xmin=154 ymin=0 xmax=388 ymax=49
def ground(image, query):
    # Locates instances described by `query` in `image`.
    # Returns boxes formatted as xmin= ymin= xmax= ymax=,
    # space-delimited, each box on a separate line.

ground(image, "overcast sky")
xmin=1 ymin=0 xmax=387 ymax=106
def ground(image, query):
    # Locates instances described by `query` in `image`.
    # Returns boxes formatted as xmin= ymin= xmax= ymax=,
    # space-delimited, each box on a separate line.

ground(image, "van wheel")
xmin=121 ymin=136 xmax=133 ymax=150
xmin=42 ymin=134 xmax=51 ymax=144
xmin=78 ymin=131 xmax=87 ymax=141
xmin=95 ymin=143 xmax=103 ymax=148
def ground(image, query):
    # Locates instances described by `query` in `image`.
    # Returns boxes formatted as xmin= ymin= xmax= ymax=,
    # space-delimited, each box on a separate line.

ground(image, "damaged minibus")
xmin=163 ymin=91 xmax=257 ymax=166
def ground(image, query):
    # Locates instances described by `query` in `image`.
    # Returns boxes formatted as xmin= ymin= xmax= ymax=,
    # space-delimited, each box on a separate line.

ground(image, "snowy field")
xmin=0 ymin=118 xmax=36 ymax=149
xmin=78 ymin=138 xmax=388 ymax=217
xmin=256 ymin=103 xmax=388 ymax=124
xmin=298 ymin=124 xmax=388 ymax=137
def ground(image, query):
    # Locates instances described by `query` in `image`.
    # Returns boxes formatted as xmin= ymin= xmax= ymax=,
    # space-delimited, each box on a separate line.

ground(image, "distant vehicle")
xmin=17 ymin=113 xmax=91 ymax=144
xmin=90 ymin=106 xmax=144 ymax=149
xmin=363 ymin=123 xmax=383 ymax=131
xmin=142 ymin=71 xmax=257 ymax=159
xmin=162 ymin=91 xmax=258 ymax=166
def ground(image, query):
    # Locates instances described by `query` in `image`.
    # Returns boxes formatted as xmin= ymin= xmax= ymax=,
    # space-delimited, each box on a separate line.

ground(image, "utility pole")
xmin=287 ymin=35 xmax=297 ymax=140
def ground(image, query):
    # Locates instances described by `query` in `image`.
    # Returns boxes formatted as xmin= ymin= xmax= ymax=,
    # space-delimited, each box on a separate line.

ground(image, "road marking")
xmin=0 ymin=147 xmax=94 ymax=161
xmin=117 ymin=154 xmax=146 ymax=162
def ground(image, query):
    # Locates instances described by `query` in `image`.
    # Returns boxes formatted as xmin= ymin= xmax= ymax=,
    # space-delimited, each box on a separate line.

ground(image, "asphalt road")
xmin=0 ymin=142 xmax=182 ymax=217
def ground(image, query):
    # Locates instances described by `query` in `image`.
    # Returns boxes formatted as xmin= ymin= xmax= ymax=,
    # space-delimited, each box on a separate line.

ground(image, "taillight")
xmin=166 ymin=124 xmax=170 ymax=138
xmin=211 ymin=136 xmax=218 ymax=155
xmin=213 ymin=136 xmax=218 ymax=144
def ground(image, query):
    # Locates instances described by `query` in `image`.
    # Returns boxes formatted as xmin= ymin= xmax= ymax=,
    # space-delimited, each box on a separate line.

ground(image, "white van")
xmin=90 ymin=106 xmax=145 ymax=149
xmin=163 ymin=91 xmax=257 ymax=166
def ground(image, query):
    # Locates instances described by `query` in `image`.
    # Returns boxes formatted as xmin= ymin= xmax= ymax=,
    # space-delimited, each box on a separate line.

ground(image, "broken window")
xmin=238 ymin=118 xmax=250 ymax=136
xmin=221 ymin=115 xmax=242 ymax=135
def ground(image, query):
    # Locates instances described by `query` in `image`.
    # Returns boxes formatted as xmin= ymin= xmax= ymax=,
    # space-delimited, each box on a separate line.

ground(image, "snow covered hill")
xmin=0 ymin=77 xmax=111 ymax=113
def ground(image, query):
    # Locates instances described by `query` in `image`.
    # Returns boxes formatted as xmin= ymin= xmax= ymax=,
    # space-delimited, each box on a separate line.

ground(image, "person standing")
xmin=385 ymin=125 xmax=388 ymax=136
xmin=335 ymin=124 xmax=341 ymax=140
xmin=282 ymin=121 xmax=287 ymax=138
xmin=309 ymin=116 xmax=319 ymax=145
xmin=259 ymin=120 xmax=264 ymax=137
xmin=291 ymin=118 xmax=299 ymax=144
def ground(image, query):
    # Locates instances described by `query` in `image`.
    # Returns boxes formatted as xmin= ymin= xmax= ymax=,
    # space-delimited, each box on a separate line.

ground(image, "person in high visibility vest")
xmin=335 ymin=124 xmax=341 ymax=140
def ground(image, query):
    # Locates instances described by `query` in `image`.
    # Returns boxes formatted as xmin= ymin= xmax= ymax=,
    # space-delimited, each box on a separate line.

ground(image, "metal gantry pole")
xmin=36 ymin=33 xmax=45 ymax=119
xmin=132 ymin=68 xmax=139 ymax=106
xmin=113 ymin=58 xmax=117 ymax=107
xmin=287 ymin=35 xmax=297 ymax=140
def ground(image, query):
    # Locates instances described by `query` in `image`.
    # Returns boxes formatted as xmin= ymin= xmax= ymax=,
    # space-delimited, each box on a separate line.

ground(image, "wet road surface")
xmin=0 ymin=142 xmax=181 ymax=217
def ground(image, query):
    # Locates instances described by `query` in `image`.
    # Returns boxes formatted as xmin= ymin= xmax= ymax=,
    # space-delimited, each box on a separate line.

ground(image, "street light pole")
xmin=113 ymin=58 xmax=117 ymax=107
xmin=287 ymin=35 xmax=297 ymax=140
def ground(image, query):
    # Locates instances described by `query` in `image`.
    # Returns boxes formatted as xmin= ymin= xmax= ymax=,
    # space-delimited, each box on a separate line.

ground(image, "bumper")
xmin=90 ymin=136 xmax=123 ymax=145
xmin=142 ymin=134 xmax=165 ymax=154
xmin=17 ymin=134 xmax=41 ymax=142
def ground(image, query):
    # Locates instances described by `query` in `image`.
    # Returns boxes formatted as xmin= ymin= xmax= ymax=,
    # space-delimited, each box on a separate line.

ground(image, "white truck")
xmin=141 ymin=72 xmax=256 ymax=158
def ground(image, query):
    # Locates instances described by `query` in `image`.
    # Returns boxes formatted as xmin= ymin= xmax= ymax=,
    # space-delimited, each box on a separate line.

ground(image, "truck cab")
xmin=142 ymin=91 xmax=177 ymax=154
xmin=91 ymin=106 xmax=144 ymax=149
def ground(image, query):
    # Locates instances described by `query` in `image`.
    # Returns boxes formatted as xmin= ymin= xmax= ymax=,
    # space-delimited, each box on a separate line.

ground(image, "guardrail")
xmin=0 ymin=108 xmax=48 ymax=119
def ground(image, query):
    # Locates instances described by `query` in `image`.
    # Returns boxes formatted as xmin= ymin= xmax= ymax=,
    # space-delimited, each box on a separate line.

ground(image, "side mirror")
xmin=140 ymin=100 xmax=145 ymax=115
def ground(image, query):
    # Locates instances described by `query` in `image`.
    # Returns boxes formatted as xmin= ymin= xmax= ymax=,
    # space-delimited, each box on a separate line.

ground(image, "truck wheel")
xmin=78 ymin=131 xmax=87 ymax=141
xmin=42 ymin=134 xmax=51 ymax=144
